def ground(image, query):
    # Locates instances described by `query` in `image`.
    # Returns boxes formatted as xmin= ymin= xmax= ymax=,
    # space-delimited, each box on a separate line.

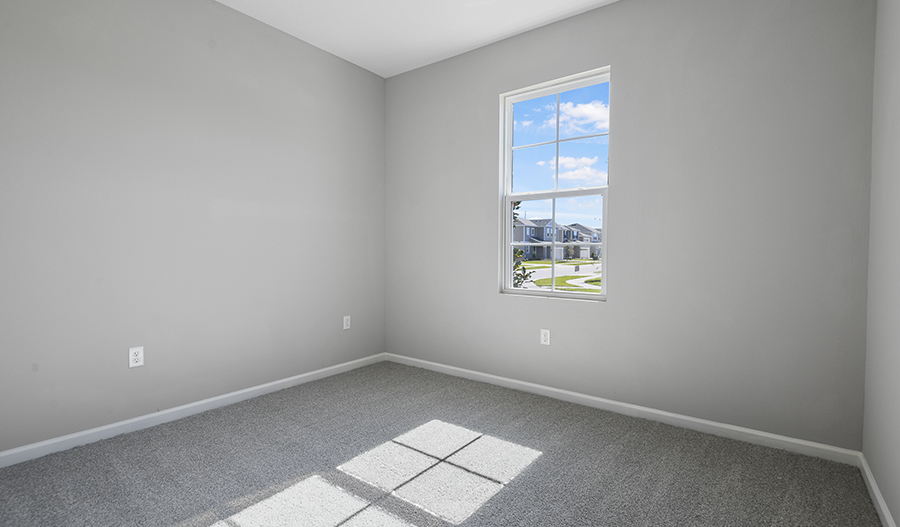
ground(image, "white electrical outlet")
xmin=540 ymin=329 xmax=551 ymax=346
xmin=343 ymin=316 xmax=351 ymax=330
xmin=129 ymin=346 xmax=144 ymax=368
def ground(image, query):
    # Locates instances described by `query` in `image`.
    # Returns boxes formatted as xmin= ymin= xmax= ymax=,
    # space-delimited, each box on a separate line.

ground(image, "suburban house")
xmin=513 ymin=218 xmax=601 ymax=260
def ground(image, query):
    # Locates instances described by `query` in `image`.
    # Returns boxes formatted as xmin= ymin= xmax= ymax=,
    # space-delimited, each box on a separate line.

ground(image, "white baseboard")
xmin=860 ymin=453 xmax=898 ymax=527
xmin=383 ymin=354 xmax=861 ymax=463
xmin=0 ymin=353 xmax=388 ymax=469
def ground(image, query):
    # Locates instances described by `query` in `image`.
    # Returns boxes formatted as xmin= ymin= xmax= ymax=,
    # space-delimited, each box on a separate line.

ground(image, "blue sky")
xmin=512 ymin=82 xmax=608 ymax=230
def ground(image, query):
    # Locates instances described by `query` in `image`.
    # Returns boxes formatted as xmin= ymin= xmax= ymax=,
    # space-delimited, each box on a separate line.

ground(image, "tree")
xmin=512 ymin=201 xmax=534 ymax=287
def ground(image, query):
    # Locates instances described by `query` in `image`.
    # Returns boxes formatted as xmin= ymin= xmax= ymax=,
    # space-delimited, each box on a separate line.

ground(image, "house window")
xmin=501 ymin=67 xmax=609 ymax=299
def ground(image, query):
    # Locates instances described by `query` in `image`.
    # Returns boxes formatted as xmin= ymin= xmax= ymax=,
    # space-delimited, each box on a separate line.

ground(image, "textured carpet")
xmin=0 ymin=361 xmax=882 ymax=526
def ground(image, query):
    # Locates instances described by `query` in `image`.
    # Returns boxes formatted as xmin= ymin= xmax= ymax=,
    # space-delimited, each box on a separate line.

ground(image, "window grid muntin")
xmin=511 ymin=131 xmax=610 ymax=152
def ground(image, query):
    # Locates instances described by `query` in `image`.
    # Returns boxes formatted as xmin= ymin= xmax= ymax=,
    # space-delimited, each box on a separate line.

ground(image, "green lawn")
xmin=530 ymin=274 xmax=602 ymax=294
xmin=533 ymin=275 xmax=579 ymax=287
xmin=532 ymin=275 xmax=595 ymax=287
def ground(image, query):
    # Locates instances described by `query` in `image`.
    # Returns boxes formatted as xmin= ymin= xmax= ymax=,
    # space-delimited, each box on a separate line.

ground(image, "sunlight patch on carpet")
xmin=393 ymin=419 xmax=483 ymax=458
xmin=214 ymin=420 xmax=540 ymax=526
xmin=213 ymin=476 xmax=367 ymax=527
xmin=349 ymin=420 xmax=542 ymax=525
xmin=342 ymin=506 xmax=417 ymax=527
xmin=446 ymin=434 xmax=542 ymax=484
xmin=392 ymin=462 xmax=503 ymax=524
xmin=338 ymin=441 xmax=438 ymax=491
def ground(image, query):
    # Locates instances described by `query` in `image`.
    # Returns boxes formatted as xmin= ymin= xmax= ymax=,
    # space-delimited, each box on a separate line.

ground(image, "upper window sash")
xmin=501 ymin=67 xmax=611 ymax=197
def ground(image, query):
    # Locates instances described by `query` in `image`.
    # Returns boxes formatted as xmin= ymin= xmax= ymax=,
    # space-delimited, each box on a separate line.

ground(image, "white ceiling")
xmin=212 ymin=0 xmax=620 ymax=78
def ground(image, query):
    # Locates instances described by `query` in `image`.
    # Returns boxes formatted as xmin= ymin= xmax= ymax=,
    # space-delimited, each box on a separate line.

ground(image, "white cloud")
xmin=552 ymin=156 xmax=598 ymax=170
xmin=521 ymin=120 xmax=533 ymax=127
xmin=536 ymin=160 xmax=546 ymax=167
xmin=544 ymin=100 xmax=609 ymax=136
xmin=545 ymin=156 xmax=607 ymax=186
xmin=559 ymin=166 xmax=608 ymax=186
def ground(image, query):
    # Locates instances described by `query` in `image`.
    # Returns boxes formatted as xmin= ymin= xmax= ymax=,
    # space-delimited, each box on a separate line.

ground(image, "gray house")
xmin=512 ymin=217 xmax=539 ymax=260
xmin=569 ymin=223 xmax=602 ymax=244
xmin=513 ymin=218 xmax=602 ymax=260
xmin=569 ymin=223 xmax=602 ymax=259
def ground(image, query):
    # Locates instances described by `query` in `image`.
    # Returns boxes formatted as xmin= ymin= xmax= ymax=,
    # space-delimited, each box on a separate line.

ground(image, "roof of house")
xmin=569 ymin=223 xmax=602 ymax=235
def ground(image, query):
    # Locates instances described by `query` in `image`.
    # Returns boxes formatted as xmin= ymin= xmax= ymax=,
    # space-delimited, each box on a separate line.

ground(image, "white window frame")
xmin=499 ymin=67 xmax=610 ymax=301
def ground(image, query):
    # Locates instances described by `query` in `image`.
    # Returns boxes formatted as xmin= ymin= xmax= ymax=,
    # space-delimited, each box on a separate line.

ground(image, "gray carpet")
xmin=0 ymin=362 xmax=882 ymax=526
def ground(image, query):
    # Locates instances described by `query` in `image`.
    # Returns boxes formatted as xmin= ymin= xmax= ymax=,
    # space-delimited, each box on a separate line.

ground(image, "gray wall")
xmin=0 ymin=0 xmax=386 ymax=452
xmin=865 ymin=0 xmax=900 ymax=518
xmin=385 ymin=0 xmax=875 ymax=449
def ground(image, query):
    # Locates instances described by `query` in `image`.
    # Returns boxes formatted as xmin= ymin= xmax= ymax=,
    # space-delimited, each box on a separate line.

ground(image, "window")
xmin=500 ymin=67 xmax=609 ymax=299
